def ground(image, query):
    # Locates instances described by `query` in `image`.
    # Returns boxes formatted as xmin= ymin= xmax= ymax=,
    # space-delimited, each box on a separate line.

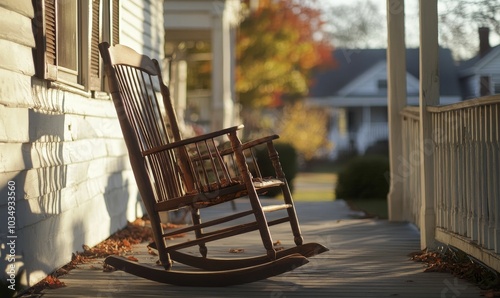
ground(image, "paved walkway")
xmin=39 ymin=199 xmax=482 ymax=297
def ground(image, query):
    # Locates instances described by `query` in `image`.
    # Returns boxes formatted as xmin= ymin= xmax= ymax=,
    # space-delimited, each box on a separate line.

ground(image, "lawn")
xmin=290 ymin=172 xmax=337 ymax=202
xmin=286 ymin=170 xmax=388 ymax=219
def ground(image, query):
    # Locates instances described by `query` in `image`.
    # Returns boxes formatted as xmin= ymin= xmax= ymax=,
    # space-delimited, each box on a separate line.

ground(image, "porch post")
xmin=211 ymin=1 xmax=238 ymax=131
xmin=419 ymin=0 xmax=439 ymax=249
xmin=211 ymin=6 xmax=230 ymax=131
xmin=386 ymin=0 xmax=406 ymax=221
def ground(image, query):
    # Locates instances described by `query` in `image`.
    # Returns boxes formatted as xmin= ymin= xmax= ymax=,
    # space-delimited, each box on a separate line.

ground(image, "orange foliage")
xmin=237 ymin=0 xmax=335 ymax=108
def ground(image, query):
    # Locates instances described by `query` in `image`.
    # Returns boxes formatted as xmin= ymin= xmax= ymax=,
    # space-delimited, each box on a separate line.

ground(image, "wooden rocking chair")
xmin=98 ymin=42 xmax=328 ymax=286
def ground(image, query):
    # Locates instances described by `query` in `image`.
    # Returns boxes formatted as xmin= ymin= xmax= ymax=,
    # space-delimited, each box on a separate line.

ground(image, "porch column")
xmin=170 ymin=59 xmax=188 ymax=129
xmin=386 ymin=0 xmax=406 ymax=221
xmin=211 ymin=3 xmax=233 ymax=131
xmin=419 ymin=0 xmax=439 ymax=249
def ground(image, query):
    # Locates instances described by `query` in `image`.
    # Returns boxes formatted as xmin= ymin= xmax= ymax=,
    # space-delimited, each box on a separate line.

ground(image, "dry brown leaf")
xmin=127 ymin=256 xmax=139 ymax=262
xmin=103 ymin=264 xmax=117 ymax=272
xmin=44 ymin=275 xmax=66 ymax=289
xmin=122 ymin=239 xmax=131 ymax=247
xmin=229 ymin=248 xmax=245 ymax=253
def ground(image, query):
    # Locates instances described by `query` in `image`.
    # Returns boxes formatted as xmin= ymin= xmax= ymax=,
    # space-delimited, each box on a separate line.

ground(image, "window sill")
xmin=49 ymin=81 xmax=91 ymax=98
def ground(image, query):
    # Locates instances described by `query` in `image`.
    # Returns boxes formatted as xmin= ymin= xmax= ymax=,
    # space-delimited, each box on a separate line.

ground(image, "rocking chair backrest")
xmin=99 ymin=42 xmax=191 ymax=204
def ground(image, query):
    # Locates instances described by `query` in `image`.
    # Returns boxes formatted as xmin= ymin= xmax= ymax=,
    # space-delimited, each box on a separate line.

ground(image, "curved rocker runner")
xmin=105 ymin=253 xmax=308 ymax=287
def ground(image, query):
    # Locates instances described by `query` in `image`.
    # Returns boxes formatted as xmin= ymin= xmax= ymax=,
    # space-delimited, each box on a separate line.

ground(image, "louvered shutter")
xmin=34 ymin=0 xmax=58 ymax=80
xmin=112 ymin=0 xmax=120 ymax=45
xmin=89 ymin=0 xmax=101 ymax=90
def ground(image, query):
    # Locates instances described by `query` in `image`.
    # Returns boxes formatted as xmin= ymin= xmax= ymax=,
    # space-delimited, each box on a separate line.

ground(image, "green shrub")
xmin=255 ymin=142 xmax=298 ymax=197
xmin=335 ymin=155 xmax=390 ymax=200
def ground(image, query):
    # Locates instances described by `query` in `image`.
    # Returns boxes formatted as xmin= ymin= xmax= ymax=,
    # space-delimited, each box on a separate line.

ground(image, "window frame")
xmin=33 ymin=0 xmax=120 ymax=93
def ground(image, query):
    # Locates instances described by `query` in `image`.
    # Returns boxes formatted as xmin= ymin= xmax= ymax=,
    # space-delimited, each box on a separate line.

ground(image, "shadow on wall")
xmin=1 ymin=102 xmax=137 ymax=291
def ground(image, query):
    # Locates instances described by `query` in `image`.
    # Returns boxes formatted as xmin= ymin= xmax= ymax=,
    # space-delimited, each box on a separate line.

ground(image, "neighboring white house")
xmin=307 ymin=47 xmax=462 ymax=160
xmin=0 ymin=0 xmax=164 ymax=287
xmin=459 ymin=27 xmax=500 ymax=99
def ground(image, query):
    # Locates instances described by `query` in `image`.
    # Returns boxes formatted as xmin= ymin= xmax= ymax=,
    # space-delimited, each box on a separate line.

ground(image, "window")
xmin=377 ymin=79 xmax=388 ymax=91
xmin=33 ymin=0 xmax=120 ymax=92
xmin=480 ymin=76 xmax=491 ymax=96
xmin=56 ymin=0 xmax=78 ymax=84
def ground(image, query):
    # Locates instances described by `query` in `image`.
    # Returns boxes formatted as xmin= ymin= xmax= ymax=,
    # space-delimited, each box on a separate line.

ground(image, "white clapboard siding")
xmin=0 ymin=139 xmax=126 ymax=175
xmin=0 ymin=69 xmax=33 ymax=107
xmin=121 ymin=0 xmax=165 ymax=60
xmin=0 ymin=39 xmax=35 ymax=75
xmin=0 ymin=0 xmax=164 ymax=287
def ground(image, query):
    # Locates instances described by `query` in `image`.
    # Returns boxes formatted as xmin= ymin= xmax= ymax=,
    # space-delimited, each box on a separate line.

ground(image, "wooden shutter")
xmin=33 ymin=0 xmax=58 ymax=80
xmin=89 ymin=0 xmax=101 ymax=90
xmin=112 ymin=0 xmax=120 ymax=45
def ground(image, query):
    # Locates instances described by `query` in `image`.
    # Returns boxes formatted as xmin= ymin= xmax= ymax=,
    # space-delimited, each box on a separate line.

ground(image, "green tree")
xmin=236 ymin=0 xmax=334 ymax=109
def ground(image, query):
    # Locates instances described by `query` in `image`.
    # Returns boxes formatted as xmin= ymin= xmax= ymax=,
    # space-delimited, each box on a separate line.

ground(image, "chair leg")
xmin=266 ymin=141 xmax=304 ymax=246
xmin=229 ymin=131 xmax=276 ymax=260
xmin=191 ymin=208 xmax=208 ymax=257
xmin=149 ymin=212 xmax=173 ymax=269
xmin=281 ymin=182 xmax=304 ymax=246
xmin=245 ymin=188 xmax=276 ymax=260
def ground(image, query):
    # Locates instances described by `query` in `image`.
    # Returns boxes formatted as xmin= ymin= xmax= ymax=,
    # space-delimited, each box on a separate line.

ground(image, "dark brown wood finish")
xmin=98 ymin=42 xmax=327 ymax=285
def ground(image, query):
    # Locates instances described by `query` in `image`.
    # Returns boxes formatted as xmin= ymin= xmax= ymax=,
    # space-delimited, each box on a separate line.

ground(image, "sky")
xmin=319 ymin=0 xmax=500 ymax=60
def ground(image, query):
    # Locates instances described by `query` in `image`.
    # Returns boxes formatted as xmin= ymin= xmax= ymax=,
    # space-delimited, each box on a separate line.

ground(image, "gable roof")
xmin=458 ymin=45 xmax=500 ymax=75
xmin=309 ymin=47 xmax=461 ymax=98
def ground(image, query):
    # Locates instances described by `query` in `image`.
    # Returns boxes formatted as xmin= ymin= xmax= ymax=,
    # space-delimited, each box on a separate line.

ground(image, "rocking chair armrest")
xmin=218 ymin=135 xmax=280 ymax=156
xmin=241 ymin=135 xmax=280 ymax=150
xmin=141 ymin=125 xmax=244 ymax=156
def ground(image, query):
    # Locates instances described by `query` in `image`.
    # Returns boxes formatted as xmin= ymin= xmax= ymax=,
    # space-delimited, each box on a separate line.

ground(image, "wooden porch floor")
xmin=40 ymin=199 xmax=482 ymax=297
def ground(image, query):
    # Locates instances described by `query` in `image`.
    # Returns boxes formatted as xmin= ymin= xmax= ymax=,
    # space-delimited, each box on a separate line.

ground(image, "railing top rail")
xmin=400 ymin=106 xmax=420 ymax=120
xmin=427 ymin=95 xmax=500 ymax=113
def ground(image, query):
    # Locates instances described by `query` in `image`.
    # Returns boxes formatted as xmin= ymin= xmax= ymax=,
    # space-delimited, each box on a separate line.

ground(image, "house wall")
xmin=121 ymin=0 xmax=165 ymax=60
xmin=0 ymin=0 xmax=163 ymax=287
xmin=464 ymin=52 xmax=500 ymax=98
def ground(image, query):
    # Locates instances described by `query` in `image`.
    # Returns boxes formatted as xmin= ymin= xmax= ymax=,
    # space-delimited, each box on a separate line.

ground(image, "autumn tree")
xmin=277 ymin=102 xmax=332 ymax=161
xmin=236 ymin=0 xmax=335 ymax=160
xmin=236 ymin=0 xmax=334 ymax=109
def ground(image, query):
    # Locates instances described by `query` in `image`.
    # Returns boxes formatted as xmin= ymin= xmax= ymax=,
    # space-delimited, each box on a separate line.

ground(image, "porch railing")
xmin=400 ymin=96 xmax=500 ymax=271
xmin=400 ymin=107 xmax=421 ymax=226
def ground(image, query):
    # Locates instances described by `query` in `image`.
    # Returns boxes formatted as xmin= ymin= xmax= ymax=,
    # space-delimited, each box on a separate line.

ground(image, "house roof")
xmin=309 ymin=48 xmax=462 ymax=98
xmin=458 ymin=45 xmax=500 ymax=75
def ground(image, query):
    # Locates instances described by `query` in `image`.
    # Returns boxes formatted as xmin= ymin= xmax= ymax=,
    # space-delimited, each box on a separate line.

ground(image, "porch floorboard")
xmin=39 ymin=199 xmax=482 ymax=297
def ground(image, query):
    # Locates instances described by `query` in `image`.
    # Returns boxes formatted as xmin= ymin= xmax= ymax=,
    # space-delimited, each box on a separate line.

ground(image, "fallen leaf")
xmin=103 ymin=264 xmax=117 ymax=272
xmin=44 ymin=275 xmax=66 ymax=289
xmin=122 ymin=239 xmax=131 ymax=247
xmin=127 ymin=256 xmax=139 ymax=262
xmin=229 ymin=248 xmax=245 ymax=253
